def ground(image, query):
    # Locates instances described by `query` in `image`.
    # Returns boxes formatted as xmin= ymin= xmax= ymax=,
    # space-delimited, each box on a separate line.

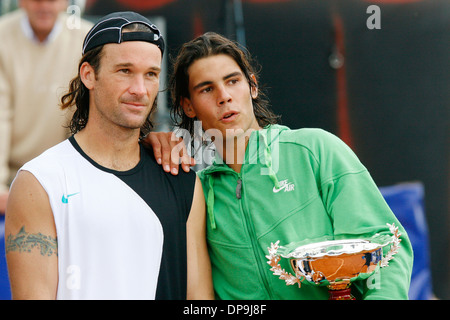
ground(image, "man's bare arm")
xmin=5 ymin=170 xmax=58 ymax=299
xmin=186 ymin=176 xmax=214 ymax=299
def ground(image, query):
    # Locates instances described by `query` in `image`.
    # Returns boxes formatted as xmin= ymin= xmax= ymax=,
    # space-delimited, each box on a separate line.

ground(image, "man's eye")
xmin=119 ymin=69 xmax=130 ymax=74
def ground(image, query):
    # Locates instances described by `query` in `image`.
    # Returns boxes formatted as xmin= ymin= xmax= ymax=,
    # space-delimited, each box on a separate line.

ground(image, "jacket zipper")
xmin=236 ymin=174 xmax=274 ymax=299
xmin=236 ymin=178 xmax=242 ymax=199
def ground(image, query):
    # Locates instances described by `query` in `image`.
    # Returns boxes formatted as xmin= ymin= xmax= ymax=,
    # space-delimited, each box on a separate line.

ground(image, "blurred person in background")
xmin=0 ymin=0 xmax=92 ymax=214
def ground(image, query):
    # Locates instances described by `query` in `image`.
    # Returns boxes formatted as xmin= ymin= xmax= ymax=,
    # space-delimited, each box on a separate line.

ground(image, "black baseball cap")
xmin=82 ymin=11 xmax=165 ymax=56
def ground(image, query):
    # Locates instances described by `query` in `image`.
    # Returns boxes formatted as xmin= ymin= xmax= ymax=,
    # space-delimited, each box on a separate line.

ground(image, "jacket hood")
xmin=201 ymin=124 xmax=289 ymax=229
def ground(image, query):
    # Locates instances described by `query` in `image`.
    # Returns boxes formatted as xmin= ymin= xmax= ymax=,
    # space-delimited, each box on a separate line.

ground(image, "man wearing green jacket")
xmin=159 ymin=32 xmax=413 ymax=299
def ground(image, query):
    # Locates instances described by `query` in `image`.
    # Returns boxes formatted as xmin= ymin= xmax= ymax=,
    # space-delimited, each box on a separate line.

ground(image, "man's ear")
xmin=80 ymin=62 xmax=96 ymax=90
xmin=250 ymin=74 xmax=258 ymax=99
xmin=181 ymin=97 xmax=196 ymax=118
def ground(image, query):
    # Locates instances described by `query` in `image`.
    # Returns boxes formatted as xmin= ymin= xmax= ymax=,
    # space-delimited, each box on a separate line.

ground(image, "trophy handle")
xmin=266 ymin=240 xmax=304 ymax=287
xmin=380 ymin=223 xmax=402 ymax=267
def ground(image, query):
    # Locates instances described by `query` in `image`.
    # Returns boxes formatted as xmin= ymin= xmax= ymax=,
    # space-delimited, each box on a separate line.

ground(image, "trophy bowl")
xmin=266 ymin=223 xmax=401 ymax=300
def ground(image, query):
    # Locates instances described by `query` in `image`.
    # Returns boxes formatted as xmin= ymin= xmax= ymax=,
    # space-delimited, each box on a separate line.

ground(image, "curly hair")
xmin=169 ymin=32 xmax=280 ymax=137
xmin=60 ymin=23 xmax=158 ymax=138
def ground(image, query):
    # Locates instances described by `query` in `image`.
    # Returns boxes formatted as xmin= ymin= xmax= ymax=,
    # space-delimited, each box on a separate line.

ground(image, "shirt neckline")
xmin=68 ymin=136 xmax=146 ymax=176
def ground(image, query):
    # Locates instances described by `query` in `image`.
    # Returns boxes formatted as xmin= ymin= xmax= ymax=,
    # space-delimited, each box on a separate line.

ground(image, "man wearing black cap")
xmin=5 ymin=12 xmax=213 ymax=300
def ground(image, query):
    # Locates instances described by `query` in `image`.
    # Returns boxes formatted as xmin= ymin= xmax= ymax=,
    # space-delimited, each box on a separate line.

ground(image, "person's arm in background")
xmin=0 ymin=51 xmax=12 ymax=214
xmin=186 ymin=176 xmax=214 ymax=299
xmin=5 ymin=170 xmax=58 ymax=299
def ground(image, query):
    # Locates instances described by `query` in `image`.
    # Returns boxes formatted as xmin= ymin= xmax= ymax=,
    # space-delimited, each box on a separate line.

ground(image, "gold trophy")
xmin=266 ymin=223 xmax=402 ymax=300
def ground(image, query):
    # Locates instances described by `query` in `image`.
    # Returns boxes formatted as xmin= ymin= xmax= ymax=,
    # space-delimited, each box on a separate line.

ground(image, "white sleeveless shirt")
xmin=20 ymin=139 xmax=164 ymax=299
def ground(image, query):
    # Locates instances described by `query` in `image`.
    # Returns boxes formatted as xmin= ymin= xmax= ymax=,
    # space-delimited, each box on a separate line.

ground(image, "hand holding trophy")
xmin=266 ymin=223 xmax=402 ymax=300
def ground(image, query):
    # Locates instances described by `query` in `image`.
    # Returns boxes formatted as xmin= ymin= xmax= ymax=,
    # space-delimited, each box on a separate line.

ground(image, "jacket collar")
xmin=202 ymin=124 xmax=289 ymax=229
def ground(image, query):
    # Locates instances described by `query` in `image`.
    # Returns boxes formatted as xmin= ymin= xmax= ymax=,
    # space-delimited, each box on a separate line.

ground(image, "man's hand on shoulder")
xmin=142 ymin=131 xmax=195 ymax=175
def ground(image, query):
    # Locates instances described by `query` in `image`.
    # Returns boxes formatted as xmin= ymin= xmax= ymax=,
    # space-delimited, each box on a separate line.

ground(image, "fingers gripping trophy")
xmin=266 ymin=223 xmax=402 ymax=300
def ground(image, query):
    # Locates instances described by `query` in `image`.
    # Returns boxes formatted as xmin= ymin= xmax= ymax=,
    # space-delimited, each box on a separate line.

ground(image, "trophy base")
xmin=328 ymin=288 xmax=355 ymax=300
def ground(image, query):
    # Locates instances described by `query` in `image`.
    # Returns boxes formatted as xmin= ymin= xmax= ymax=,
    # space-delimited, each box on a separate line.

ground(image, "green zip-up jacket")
xmin=197 ymin=125 xmax=413 ymax=300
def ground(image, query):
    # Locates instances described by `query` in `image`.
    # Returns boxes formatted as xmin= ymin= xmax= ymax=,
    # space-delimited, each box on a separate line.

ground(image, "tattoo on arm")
xmin=6 ymin=226 xmax=58 ymax=257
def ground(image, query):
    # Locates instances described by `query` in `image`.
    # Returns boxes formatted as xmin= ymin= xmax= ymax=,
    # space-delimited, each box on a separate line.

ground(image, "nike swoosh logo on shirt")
xmin=62 ymin=192 xmax=80 ymax=204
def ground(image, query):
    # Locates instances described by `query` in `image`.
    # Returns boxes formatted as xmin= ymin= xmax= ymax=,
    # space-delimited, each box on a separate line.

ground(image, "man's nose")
xmin=129 ymin=76 xmax=147 ymax=96
xmin=217 ymin=85 xmax=232 ymax=106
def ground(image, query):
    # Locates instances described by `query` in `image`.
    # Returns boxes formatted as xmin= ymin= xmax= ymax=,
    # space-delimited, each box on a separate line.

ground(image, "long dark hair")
xmin=169 ymin=32 xmax=280 ymax=137
xmin=60 ymin=46 xmax=102 ymax=134
xmin=60 ymin=23 xmax=158 ymax=138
